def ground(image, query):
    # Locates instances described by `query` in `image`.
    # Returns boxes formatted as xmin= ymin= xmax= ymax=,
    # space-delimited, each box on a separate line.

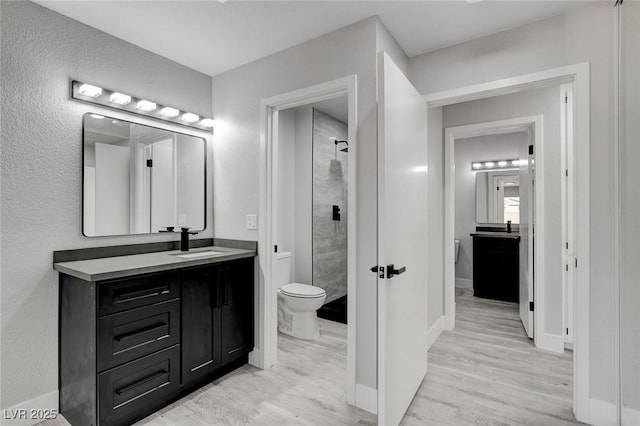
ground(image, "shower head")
xmin=333 ymin=139 xmax=348 ymax=153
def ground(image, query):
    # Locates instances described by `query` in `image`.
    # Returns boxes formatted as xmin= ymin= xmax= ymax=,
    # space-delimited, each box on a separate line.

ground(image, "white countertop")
xmin=53 ymin=246 xmax=256 ymax=282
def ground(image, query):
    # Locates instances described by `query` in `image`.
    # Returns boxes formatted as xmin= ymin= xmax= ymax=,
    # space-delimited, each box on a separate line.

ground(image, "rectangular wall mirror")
xmin=83 ymin=113 xmax=206 ymax=237
xmin=476 ymin=170 xmax=520 ymax=224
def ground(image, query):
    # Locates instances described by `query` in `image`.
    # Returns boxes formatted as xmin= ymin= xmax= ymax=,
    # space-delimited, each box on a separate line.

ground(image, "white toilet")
xmin=276 ymin=252 xmax=326 ymax=340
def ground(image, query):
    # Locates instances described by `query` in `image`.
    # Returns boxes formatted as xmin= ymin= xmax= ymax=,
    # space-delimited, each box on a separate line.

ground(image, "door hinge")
xmin=566 ymin=327 xmax=569 ymax=334
xmin=529 ymin=301 xmax=534 ymax=311
xmin=274 ymin=245 xmax=278 ymax=253
xmin=566 ymin=242 xmax=569 ymax=250
xmin=575 ymin=258 xmax=578 ymax=268
xmin=566 ymin=169 xmax=569 ymax=177
xmin=565 ymin=95 xmax=568 ymax=104
xmin=565 ymin=264 xmax=569 ymax=272
xmin=529 ymin=145 xmax=534 ymax=155
xmin=146 ymin=159 xmax=153 ymax=167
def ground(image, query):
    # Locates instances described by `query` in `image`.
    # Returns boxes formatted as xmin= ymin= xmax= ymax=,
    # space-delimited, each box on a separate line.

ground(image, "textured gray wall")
xmin=312 ymin=109 xmax=348 ymax=303
xmin=1 ymin=1 xmax=212 ymax=409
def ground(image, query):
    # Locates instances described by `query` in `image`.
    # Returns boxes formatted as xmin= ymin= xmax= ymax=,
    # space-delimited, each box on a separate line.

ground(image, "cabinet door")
xmin=220 ymin=258 xmax=255 ymax=365
xmin=181 ymin=265 xmax=220 ymax=386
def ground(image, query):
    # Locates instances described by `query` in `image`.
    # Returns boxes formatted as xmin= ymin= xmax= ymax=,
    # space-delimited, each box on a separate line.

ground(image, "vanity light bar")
xmin=70 ymin=80 xmax=214 ymax=132
xmin=471 ymin=159 xmax=525 ymax=171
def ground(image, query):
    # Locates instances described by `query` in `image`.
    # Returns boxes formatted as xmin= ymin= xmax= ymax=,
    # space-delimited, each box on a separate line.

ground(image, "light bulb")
xmin=160 ymin=107 xmax=179 ymax=117
xmin=110 ymin=92 xmax=131 ymax=105
xmin=182 ymin=113 xmax=199 ymax=123
xmin=79 ymin=84 xmax=102 ymax=97
xmin=136 ymin=100 xmax=157 ymax=112
xmin=200 ymin=118 xmax=215 ymax=127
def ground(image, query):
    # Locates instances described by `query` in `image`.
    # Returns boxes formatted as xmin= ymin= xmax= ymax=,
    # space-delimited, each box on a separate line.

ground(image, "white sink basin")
xmin=173 ymin=250 xmax=226 ymax=259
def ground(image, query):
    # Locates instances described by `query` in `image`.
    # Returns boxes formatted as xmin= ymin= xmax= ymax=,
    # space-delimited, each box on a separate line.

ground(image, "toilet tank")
xmin=275 ymin=252 xmax=292 ymax=289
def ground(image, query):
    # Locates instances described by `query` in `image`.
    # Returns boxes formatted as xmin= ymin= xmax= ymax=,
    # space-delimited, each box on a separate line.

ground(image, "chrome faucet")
xmin=180 ymin=227 xmax=199 ymax=251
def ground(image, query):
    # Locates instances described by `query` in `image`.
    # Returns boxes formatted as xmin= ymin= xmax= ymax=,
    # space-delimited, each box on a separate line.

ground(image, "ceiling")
xmin=34 ymin=0 xmax=598 ymax=77
xmin=302 ymin=96 xmax=349 ymax=123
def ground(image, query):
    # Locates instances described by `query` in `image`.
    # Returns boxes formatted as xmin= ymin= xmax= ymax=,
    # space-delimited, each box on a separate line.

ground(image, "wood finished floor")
xmin=42 ymin=289 xmax=578 ymax=425
xmin=401 ymin=289 xmax=579 ymax=426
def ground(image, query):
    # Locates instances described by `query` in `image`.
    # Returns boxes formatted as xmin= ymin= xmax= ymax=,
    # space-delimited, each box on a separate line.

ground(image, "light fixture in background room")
xmin=471 ymin=158 xmax=524 ymax=171
xmin=70 ymin=80 xmax=214 ymax=132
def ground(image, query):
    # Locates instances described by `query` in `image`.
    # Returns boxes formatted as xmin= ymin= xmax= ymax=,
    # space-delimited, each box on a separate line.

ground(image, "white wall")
xmin=409 ymin=4 xmax=617 ymax=402
xmin=212 ymin=16 xmax=380 ymax=390
xmin=294 ymin=108 xmax=313 ymax=284
xmin=0 ymin=1 xmax=212 ymax=411
xmin=95 ymin=142 xmax=131 ymax=235
xmin=453 ymin=133 xmax=525 ymax=284
xmin=619 ymin=1 xmax=640 ymax=418
xmin=277 ymin=109 xmax=297 ymax=262
xmin=176 ymin=134 xmax=206 ymax=231
xmin=426 ymin=107 xmax=444 ymax=328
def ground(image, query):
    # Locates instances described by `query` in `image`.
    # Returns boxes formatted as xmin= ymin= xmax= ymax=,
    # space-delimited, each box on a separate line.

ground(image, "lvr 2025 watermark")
xmin=3 ymin=408 xmax=58 ymax=420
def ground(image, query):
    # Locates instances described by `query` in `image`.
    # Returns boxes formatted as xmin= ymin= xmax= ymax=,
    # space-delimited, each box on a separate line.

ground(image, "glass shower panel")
xmin=618 ymin=2 xmax=640 ymax=424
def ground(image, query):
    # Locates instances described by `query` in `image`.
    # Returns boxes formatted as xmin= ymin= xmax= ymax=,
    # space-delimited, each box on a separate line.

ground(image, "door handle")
xmin=386 ymin=264 xmax=406 ymax=279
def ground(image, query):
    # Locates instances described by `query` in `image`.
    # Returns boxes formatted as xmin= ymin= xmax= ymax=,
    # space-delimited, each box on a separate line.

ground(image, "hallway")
xmin=402 ymin=289 xmax=579 ymax=425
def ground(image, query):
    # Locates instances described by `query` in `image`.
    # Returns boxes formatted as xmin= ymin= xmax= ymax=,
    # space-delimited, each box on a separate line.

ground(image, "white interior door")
xmin=377 ymin=52 xmax=429 ymax=426
xmin=519 ymin=135 xmax=534 ymax=338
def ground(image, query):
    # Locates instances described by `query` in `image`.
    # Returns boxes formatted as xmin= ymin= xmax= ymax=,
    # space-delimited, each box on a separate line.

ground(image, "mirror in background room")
xmin=476 ymin=170 xmax=520 ymax=224
xmin=83 ymin=113 xmax=206 ymax=237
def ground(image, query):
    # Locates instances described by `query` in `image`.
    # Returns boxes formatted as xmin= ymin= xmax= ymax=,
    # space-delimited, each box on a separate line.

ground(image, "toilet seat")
xmin=280 ymin=283 xmax=325 ymax=299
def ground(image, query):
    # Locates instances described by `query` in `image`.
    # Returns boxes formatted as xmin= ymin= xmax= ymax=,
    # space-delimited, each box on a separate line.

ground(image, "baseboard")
xmin=1 ymin=391 xmax=59 ymax=426
xmin=426 ymin=316 xmax=444 ymax=350
xmin=455 ymin=278 xmax=473 ymax=289
xmin=589 ymin=398 xmax=617 ymax=426
xmin=248 ymin=348 xmax=266 ymax=369
xmin=536 ymin=332 xmax=565 ymax=354
xmin=622 ymin=405 xmax=640 ymax=426
xmin=355 ymin=384 xmax=377 ymax=414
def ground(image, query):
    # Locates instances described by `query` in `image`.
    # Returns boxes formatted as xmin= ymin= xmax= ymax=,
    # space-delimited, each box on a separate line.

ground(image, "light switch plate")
xmin=246 ymin=214 xmax=257 ymax=230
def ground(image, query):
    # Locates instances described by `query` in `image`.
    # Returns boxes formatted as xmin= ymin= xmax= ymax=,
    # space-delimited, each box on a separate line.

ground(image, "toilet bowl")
xmin=276 ymin=252 xmax=326 ymax=340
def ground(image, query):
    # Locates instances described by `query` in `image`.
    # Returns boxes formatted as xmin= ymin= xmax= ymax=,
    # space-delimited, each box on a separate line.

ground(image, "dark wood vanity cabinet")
xmin=181 ymin=258 xmax=254 ymax=387
xmin=59 ymin=257 xmax=255 ymax=426
xmin=471 ymin=233 xmax=520 ymax=303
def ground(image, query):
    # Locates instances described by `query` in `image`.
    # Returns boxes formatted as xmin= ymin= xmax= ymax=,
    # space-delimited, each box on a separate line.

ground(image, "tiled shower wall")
xmin=312 ymin=109 xmax=348 ymax=303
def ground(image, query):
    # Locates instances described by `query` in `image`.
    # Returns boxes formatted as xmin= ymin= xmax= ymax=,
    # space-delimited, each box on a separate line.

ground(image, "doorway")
xmin=445 ymin=116 xmax=541 ymax=343
xmin=426 ymin=63 xmax=589 ymax=420
xmin=257 ymin=75 xmax=358 ymax=405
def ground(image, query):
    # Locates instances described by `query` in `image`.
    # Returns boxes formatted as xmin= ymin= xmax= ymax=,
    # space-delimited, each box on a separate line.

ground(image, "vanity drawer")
xmin=98 ymin=299 xmax=180 ymax=372
xmin=98 ymin=345 xmax=180 ymax=426
xmin=98 ymin=271 xmax=179 ymax=316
